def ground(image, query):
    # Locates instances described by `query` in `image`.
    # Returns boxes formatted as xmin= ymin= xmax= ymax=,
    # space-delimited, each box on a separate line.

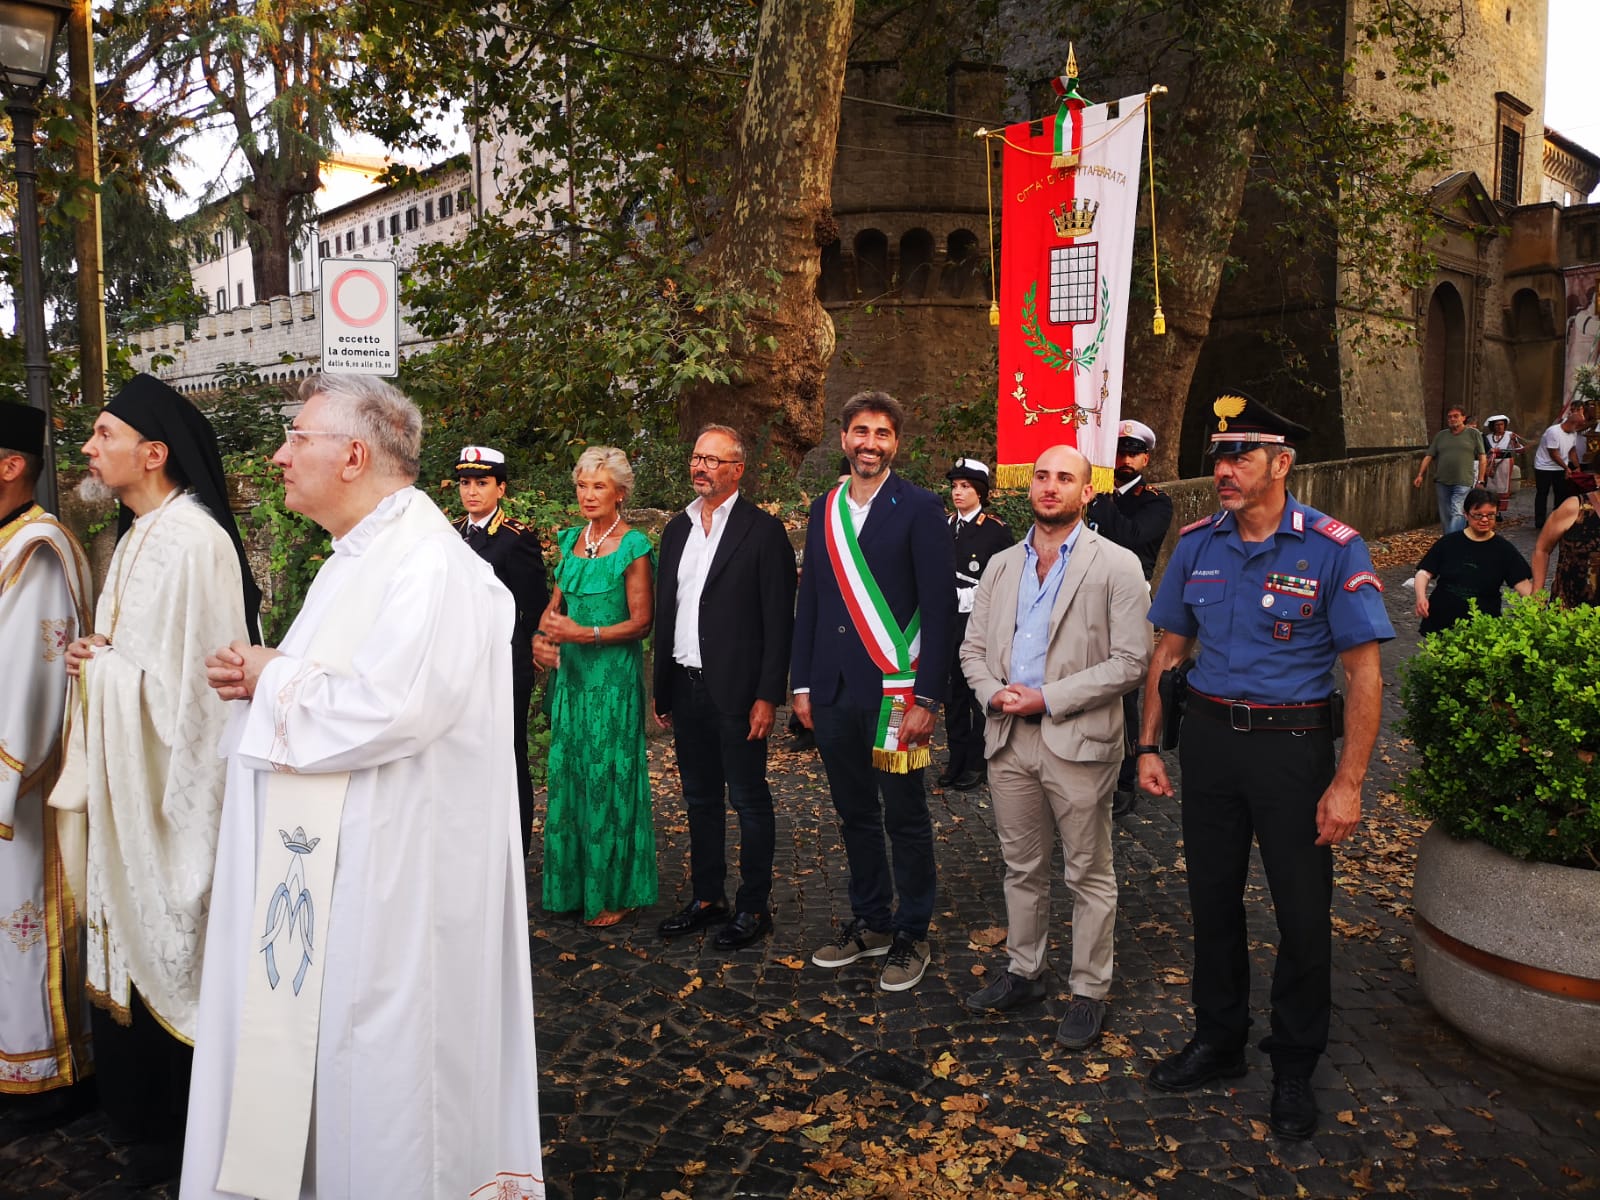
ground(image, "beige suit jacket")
xmin=959 ymin=526 xmax=1151 ymax=764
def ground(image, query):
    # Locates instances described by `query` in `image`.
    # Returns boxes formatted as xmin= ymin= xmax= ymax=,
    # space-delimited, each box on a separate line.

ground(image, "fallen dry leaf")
xmin=775 ymin=955 xmax=807 ymax=970
xmin=1337 ymin=1110 xmax=1358 ymax=1126
xmin=753 ymin=1108 xmax=817 ymax=1132
xmin=968 ymin=926 xmax=1008 ymax=948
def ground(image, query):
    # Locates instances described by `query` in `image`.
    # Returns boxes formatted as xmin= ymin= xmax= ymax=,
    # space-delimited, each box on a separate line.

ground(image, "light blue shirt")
xmin=1011 ymin=522 xmax=1083 ymax=696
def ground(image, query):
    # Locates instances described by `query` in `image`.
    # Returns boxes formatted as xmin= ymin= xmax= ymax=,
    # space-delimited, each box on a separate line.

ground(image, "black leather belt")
xmin=1188 ymin=689 xmax=1332 ymax=732
xmin=675 ymin=663 xmax=705 ymax=684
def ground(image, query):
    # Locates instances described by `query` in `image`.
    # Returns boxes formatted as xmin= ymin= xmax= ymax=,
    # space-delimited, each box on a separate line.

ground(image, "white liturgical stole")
xmin=216 ymin=493 xmax=453 ymax=1200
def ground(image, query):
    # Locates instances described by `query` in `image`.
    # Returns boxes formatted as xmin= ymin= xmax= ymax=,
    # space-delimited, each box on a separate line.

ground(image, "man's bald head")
xmin=1029 ymin=444 xmax=1094 ymax=532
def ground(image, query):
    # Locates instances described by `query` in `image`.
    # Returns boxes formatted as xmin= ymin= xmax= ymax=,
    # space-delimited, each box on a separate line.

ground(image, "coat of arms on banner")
xmin=994 ymin=51 xmax=1149 ymax=489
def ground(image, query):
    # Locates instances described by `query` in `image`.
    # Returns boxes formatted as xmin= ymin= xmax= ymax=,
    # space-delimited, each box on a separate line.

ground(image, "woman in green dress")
xmin=533 ymin=446 xmax=657 ymax=926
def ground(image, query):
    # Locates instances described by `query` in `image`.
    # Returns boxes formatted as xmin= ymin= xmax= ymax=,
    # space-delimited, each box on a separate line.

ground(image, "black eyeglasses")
xmin=1466 ymin=510 xmax=1497 ymax=522
xmin=690 ymin=453 xmax=742 ymax=469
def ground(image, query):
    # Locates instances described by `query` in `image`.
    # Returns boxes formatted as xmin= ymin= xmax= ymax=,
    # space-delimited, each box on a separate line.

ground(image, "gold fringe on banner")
xmin=995 ymin=463 xmax=1033 ymax=490
xmin=873 ymin=746 xmax=932 ymax=774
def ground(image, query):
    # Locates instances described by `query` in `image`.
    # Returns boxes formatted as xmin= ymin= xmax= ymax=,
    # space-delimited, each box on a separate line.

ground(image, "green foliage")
xmin=1573 ymin=364 xmax=1600 ymax=408
xmin=1398 ymin=596 xmax=1600 ymax=869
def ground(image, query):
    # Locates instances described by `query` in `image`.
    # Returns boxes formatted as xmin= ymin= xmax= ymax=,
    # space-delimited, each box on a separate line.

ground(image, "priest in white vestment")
xmin=62 ymin=375 xmax=258 ymax=1181
xmin=182 ymin=374 xmax=544 ymax=1200
xmin=0 ymin=404 xmax=92 ymax=1099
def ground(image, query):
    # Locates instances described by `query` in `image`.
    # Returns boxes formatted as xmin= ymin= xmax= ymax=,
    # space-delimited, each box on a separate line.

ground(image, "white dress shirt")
xmin=673 ymin=491 xmax=739 ymax=668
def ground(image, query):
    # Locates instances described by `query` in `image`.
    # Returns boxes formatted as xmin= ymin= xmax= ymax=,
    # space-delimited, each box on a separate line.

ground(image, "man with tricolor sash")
xmin=792 ymin=391 xmax=955 ymax=993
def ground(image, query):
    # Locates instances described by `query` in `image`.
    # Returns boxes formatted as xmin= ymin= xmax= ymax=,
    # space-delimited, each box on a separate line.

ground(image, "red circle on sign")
xmin=330 ymin=268 xmax=388 ymax=328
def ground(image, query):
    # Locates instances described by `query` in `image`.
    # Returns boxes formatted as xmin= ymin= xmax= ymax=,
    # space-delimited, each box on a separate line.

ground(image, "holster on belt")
xmin=1158 ymin=660 xmax=1191 ymax=750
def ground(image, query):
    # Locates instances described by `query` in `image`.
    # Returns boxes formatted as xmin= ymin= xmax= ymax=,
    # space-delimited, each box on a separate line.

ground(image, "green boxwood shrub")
xmin=1398 ymin=595 xmax=1600 ymax=869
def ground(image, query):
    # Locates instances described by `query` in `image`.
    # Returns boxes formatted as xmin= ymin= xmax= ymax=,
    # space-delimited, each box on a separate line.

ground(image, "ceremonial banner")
xmin=996 ymin=88 xmax=1147 ymax=490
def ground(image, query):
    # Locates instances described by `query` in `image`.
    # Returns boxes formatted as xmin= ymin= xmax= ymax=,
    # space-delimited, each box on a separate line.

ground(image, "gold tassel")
xmin=996 ymin=463 xmax=1034 ymax=490
xmin=873 ymin=746 xmax=933 ymax=774
xmin=1091 ymin=464 xmax=1115 ymax=494
xmin=1145 ymin=87 xmax=1167 ymax=337
xmin=988 ymin=301 xmax=1000 ymax=328
xmin=1152 ymin=305 xmax=1166 ymax=336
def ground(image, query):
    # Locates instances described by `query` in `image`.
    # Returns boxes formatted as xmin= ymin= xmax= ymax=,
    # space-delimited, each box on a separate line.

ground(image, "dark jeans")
xmin=513 ymin=666 xmax=534 ymax=856
xmin=810 ymin=699 xmax=937 ymax=940
xmin=1178 ymin=719 xmax=1336 ymax=1077
xmin=944 ymin=612 xmax=984 ymax=777
xmin=670 ymin=665 xmax=775 ymax=914
xmin=1534 ymin=468 xmax=1569 ymax=529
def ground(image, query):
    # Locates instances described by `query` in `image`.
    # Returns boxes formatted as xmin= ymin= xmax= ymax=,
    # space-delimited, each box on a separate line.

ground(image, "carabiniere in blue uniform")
xmin=1141 ymin=390 xmax=1393 ymax=1143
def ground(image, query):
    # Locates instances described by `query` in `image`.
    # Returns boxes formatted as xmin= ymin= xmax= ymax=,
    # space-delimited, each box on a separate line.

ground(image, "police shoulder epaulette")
xmin=1311 ymin=514 xmax=1359 ymax=545
xmin=500 ymin=516 xmax=528 ymax=533
xmin=975 ymin=512 xmax=990 ymax=525
xmin=1139 ymin=483 xmax=1164 ymax=497
xmin=1178 ymin=514 xmax=1217 ymax=536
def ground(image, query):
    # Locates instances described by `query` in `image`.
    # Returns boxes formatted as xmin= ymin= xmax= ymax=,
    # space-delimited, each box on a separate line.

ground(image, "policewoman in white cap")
xmin=1085 ymin=419 xmax=1173 ymax=815
xmin=941 ymin=458 xmax=1012 ymax=790
xmin=454 ymin=445 xmax=549 ymax=854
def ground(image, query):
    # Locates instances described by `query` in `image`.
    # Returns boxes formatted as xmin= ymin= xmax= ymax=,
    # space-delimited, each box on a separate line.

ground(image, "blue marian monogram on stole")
xmin=260 ymin=825 xmax=320 ymax=995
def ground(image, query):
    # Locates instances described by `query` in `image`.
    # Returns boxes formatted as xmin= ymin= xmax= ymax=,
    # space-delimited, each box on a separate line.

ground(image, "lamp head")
xmin=0 ymin=0 xmax=69 ymax=95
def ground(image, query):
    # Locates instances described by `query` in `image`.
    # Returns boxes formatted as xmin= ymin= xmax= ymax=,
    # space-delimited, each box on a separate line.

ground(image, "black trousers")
xmin=810 ymin=699 xmax=936 ymax=940
xmin=513 ymin=665 xmax=535 ymax=856
xmin=1116 ymin=689 xmax=1140 ymax=793
xmin=90 ymin=989 xmax=191 ymax=1149
xmin=1534 ymin=467 xmax=1569 ymax=529
xmin=670 ymin=664 xmax=776 ymax=914
xmin=1178 ymin=719 xmax=1335 ymax=1077
xmin=944 ymin=612 xmax=985 ymax=777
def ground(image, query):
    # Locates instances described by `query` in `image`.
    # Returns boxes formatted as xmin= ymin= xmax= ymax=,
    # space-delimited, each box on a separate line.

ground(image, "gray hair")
xmin=0 ymin=445 xmax=41 ymax=486
xmin=573 ymin=445 xmax=634 ymax=498
xmin=695 ymin=423 xmax=746 ymax=460
xmin=298 ymin=373 xmax=422 ymax=480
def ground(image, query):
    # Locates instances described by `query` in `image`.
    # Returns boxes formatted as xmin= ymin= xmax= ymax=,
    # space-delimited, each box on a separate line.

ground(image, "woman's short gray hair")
xmin=298 ymin=373 xmax=423 ymax=480
xmin=572 ymin=446 xmax=634 ymax=498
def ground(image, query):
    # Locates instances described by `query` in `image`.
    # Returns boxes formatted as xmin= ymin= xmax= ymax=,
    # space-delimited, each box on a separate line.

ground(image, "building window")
xmin=363 ymin=223 xmax=371 ymax=246
xmin=319 ymin=239 xmax=329 ymax=258
xmin=457 ymin=187 xmax=471 ymax=213
xmin=237 ymin=282 xmax=246 ymax=307
xmin=1494 ymin=91 xmax=1532 ymax=206
xmin=439 ymin=193 xmax=454 ymax=219
xmin=232 ymin=229 xmax=242 ymax=250
xmin=214 ymin=231 xmax=224 ymax=256
xmin=425 ymin=199 xmax=434 ymax=224
xmin=216 ymin=288 xmax=226 ymax=311
xmin=389 ymin=214 xmax=400 ymax=237
xmin=405 ymin=206 xmax=418 ymax=231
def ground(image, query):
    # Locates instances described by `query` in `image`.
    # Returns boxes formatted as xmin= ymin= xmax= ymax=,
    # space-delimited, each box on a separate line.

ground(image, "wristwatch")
xmin=1133 ymin=744 xmax=1162 ymax=756
xmin=912 ymin=695 xmax=938 ymax=712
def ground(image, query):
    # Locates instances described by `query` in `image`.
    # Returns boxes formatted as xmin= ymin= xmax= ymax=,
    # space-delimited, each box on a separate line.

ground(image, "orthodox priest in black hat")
xmin=59 ymin=373 xmax=258 ymax=1184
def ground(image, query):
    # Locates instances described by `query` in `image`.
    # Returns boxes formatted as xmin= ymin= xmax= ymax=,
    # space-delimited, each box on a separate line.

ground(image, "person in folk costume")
xmin=1480 ymin=415 xmax=1524 ymax=522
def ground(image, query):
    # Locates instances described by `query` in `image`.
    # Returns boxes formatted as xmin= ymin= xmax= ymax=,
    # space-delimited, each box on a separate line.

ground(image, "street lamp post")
xmin=0 ymin=0 xmax=71 ymax=513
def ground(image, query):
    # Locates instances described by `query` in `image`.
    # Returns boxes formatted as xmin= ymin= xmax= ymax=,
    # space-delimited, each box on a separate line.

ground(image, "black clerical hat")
xmin=0 ymin=403 xmax=45 ymax=457
xmin=1206 ymin=391 xmax=1309 ymax=457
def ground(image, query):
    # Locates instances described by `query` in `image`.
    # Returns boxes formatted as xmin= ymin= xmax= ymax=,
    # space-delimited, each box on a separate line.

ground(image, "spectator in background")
xmin=1481 ymin=416 xmax=1524 ymax=523
xmin=1412 ymin=405 xmax=1487 ymax=535
xmin=1413 ymin=488 xmax=1532 ymax=635
xmin=1533 ymin=408 xmax=1584 ymax=530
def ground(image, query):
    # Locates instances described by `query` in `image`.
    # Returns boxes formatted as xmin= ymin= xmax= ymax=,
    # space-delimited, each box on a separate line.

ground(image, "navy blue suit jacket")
xmin=791 ymin=472 xmax=957 ymax=709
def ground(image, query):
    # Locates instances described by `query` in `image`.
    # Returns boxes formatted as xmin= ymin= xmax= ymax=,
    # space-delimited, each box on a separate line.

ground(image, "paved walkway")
xmin=4 ymin=487 xmax=1596 ymax=1198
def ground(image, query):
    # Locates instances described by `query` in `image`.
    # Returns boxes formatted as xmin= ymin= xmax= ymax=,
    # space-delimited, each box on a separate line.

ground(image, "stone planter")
xmin=1413 ymin=824 xmax=1600 ymax=1083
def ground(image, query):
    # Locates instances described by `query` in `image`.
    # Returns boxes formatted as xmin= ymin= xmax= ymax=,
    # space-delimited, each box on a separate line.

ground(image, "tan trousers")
xmin=987 ymin=720 xmax=1118 ymax=999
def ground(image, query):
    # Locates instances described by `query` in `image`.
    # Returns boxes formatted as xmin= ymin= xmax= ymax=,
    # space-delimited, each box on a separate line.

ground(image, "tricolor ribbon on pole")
xmin=992 ymin=54 xmax=1150 ymax=491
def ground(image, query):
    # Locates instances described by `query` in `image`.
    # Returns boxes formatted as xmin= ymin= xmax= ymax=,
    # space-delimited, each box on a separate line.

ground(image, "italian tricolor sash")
xmin=823 ymin=485 xmax=930 ymax=773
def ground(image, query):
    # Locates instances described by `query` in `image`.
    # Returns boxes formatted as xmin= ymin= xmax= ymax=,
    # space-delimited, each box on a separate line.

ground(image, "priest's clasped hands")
xmin=205 ymin=640 xmax=283 ymax=701
xmin=63 ymin=633 xmax=111 ymax=677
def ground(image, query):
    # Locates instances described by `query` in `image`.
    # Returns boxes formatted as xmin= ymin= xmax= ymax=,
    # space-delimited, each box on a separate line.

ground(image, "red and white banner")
xmin=995 ymin=95 xmax=1147 ymax=489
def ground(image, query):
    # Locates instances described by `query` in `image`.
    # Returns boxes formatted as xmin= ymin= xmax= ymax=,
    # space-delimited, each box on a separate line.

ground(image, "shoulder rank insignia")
xmin=1179 ymin=514 xmax=1220 ymax=536
xmin=1311 ymin=515 xmax=1358 ymax=545
xmin=1137 ymin=483 xmax=1164 ymax=497
xmin=501 ymin=516 xmax=528 ymax=533
xmin=1343 ymin=571 xmax=1383 ymax=593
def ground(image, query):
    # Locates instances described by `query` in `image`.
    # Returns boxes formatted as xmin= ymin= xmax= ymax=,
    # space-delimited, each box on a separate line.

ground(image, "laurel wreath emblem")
xmin=1014 ymin=276 xmax=1113 ymax=425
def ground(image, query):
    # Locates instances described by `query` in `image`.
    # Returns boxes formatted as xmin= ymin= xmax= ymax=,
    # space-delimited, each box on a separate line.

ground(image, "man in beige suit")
xmin=959 ymin=444 xmax=1150 ymax=1049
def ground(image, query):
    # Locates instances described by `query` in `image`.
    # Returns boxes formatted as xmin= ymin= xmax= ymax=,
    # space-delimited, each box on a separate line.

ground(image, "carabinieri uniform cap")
xmin=455 ymin=445 xmax=507 ymax=480
xmin=1206 ymin=391 xmax=1310 ymax=457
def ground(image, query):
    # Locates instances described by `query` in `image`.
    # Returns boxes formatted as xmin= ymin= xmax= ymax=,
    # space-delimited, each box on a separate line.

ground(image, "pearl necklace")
xmin=583 ymin=512 xmax=622 ymax=557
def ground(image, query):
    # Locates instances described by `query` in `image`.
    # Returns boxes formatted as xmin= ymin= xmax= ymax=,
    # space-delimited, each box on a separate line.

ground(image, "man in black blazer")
xmin=454 ymin=445 xmax=549 ymax=855
xmin=791 ymin=391 xmax=956 ymax=993
xmin=653 ymin=425 xmax=796 ymax=950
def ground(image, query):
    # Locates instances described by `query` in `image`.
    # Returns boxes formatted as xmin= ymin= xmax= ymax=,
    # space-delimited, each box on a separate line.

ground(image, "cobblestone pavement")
xmin=4 ymin=489 xmax=1596 ymax=1198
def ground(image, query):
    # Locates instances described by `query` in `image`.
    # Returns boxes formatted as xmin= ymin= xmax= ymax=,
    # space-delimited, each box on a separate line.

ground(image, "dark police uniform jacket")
xmin=1147 ymin=494 xmax=1393 ymax=704
xmin=454 ymin=508 xmax=549 ymax=680
xmin=1086 ymin=476 xmax=1173 ymax=581
xmin=949 ymin=510 xmax=1013 ymax=597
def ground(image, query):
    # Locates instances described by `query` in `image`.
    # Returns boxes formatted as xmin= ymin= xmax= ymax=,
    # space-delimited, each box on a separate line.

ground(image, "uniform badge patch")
xmin=1273 ymin=620 xmax=1292 ymax=641
xmin=1312 ymin=515 xmax=1359 ymax=545
xmin=1179 ymin=514 xmax=1218 ymax=536
xmin=1343 ymin=571 xmax=1383 ymax=593
xmin=1264 ymin=572 xmax=1319 ymax=598
xmin=1301 ymin=603 xmax=1314 ymax=617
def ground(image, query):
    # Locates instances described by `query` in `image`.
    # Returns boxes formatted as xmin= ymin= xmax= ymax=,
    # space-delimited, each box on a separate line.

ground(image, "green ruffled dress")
xmin=541 ymin=526 xmax=658 ymax=919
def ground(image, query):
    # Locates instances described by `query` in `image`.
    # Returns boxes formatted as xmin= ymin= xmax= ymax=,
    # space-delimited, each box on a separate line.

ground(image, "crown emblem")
xmin=280 ymin=826 xmax=322 ymax=854
xmin=1052 ymin=199 xmax=1099 ymax=240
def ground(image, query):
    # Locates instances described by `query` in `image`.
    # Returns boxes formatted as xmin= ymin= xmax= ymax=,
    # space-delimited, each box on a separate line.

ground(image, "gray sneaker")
xmin=812 ymin=917 xmax=893 ymax=967
xmin=1055 ymin=995 xmax=1107 ymax=1049
xmin=878 ymin=932 xmax=930 ymax=992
